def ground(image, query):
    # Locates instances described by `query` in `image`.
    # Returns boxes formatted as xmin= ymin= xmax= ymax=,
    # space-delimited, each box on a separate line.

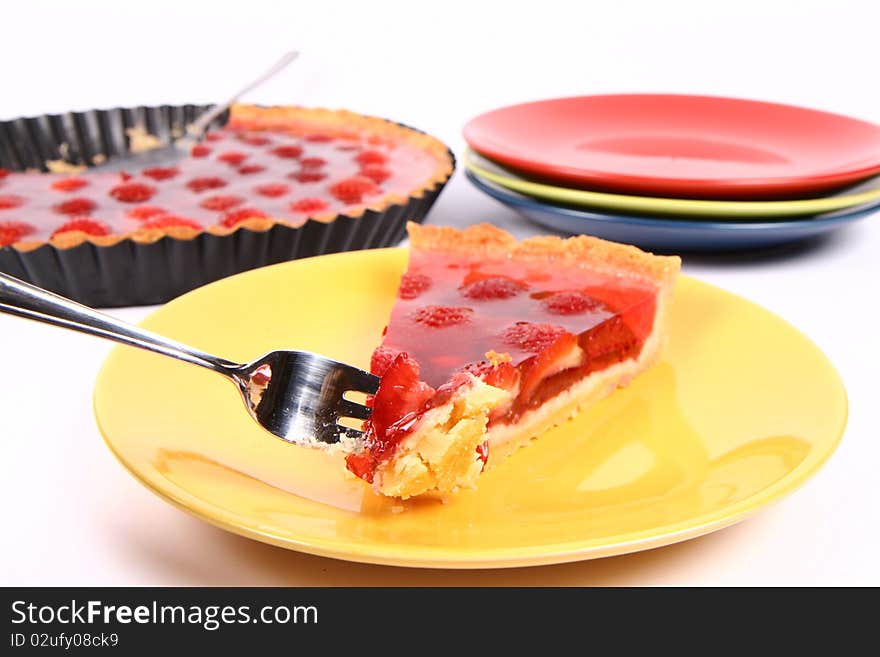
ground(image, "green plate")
xmin=464 ymin=149 xmax=880 ymax=220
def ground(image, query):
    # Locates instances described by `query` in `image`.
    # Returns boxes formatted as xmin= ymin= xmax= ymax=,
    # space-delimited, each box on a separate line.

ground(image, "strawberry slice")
xmin=580 ymin=316 xmax=641 ymax=370
xmin=356 ymin=353 xmax=436 ymax=473
xmin=460 ymin=276 xmax=526 ymax=300
xmin=126 ymin=205 xmax=167 ymax=221
xmin=328 ymin=176 xmax=380 ymax=204
xmin=52 ymin=197 xmax=96 ymax=215
xmin=217 ymin=151 xmax=248 ymax=166
xmin=50 ymin=177 xmax=89 ymax=192
xmin=220 ymin=207 xmax=269 ymax=228
xmin=355 ymin=149 xmax=388 ymax=166
xmin=583 ymin=285 xmax=656 ymax=341
xmin=0 ymin=220 xmax=35 ymax=247
xmin=141 ymin=167 xmax=179 ymax=181
xmin=143 ymin=214 xmax=203 ymax=230
xmin=270 ymin=144 xmax=303 ymax=159
xmin=200 ymin=195 xmax=244 ymax=212
xmin=398 ymin=272 xmax=432 ymax=299
xmin=237 ymin=133 xmax=272 ymax=147
xmin=186 ymin=176 xmax=227 ymax=193
xmin=460 ymin=359 xmax=520 ymax=391
xmin=289 ymin=170 xmax=327 ymax=183
xmin=289 ymin=197 xmax=330 ymax=214
xmin=412 ymin=305 xmax=473 ymax=328
xmin=0 ymin=195 xmax=25 ymax=210
xmin=254 ymin=183 xmax=289 ymax=198
xmin=238 ymin=164 xmax=266 ymax=175
xmin=517 ymin=331 xmax=581 ymax=403
xmin=110 ymin=182 xmax=156 ymax=203
xmin=542 ymin=291 xmax=602 ymax=315
xmin=51 ymin=218 xmax=110 ymax=238
xmin=359 ymin=164 xmax=391 ymax=184
xmin=502 ymin=322 xmax=567 ymax=353
xmin=344 ymin=452 xmax=376 ymax=483
xmin=370 ymin=345 xmax=402 ymax=377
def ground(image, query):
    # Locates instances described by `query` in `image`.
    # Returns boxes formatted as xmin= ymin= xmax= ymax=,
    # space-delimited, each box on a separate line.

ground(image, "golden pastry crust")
xmin=5 ymin=105 xmax=454 ymax=252
xmin=407 ymin=222 xmax=680 ymax=287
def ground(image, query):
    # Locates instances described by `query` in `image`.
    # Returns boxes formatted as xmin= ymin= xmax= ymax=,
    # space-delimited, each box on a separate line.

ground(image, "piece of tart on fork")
xmin=345 ymin=222 xmax=681 ymax=499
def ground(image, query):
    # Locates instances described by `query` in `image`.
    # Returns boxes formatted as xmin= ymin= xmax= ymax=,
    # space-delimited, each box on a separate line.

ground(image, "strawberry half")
xmin=0 ymin=220 xmax=35 ymax=247
xmin=50 ymin=177 xmax=89 ymax=192
xmin=220 ymin=207 xmax=269 ymax=228
xmin=517 ymin=331 xmax=581 ymax=403
xmin=51 ymin=218 xmax=110 ymax=238
xmin=143 ymin=214 xmax=203 ymax=230
xmin=289 ymin=197 xmax=329 ymax=214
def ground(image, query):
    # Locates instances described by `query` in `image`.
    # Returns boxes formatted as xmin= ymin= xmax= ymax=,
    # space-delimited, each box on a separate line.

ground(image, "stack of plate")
xmin=463 ymin=95 xmax=880 ymax=251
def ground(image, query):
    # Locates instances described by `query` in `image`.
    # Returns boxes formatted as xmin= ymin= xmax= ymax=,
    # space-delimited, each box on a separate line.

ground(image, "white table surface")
xmin=2 ymin=0 xmax=878 ymax=586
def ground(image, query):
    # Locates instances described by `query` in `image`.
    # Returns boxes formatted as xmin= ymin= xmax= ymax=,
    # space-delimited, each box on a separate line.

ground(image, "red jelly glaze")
xmin=0 ymin=118 xmax=439 ymax=244
xmin=348 ymin=249 xmax=658 ymax=482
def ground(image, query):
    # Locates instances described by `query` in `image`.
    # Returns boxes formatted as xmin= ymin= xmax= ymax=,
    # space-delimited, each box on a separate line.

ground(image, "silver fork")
xmin=0 ymin=272 xmax=379 ymax=447
xmin=89 ymin=50 xmax=300 ymax=173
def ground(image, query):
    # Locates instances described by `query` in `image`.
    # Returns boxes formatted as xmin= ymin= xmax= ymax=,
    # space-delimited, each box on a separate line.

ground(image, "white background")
xmin=1 ymin=0 xmax=878 ymax=585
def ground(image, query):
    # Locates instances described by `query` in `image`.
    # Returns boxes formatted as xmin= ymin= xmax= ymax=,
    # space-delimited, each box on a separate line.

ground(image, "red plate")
xmin=463 ymin=94 xmax=880 ymax=200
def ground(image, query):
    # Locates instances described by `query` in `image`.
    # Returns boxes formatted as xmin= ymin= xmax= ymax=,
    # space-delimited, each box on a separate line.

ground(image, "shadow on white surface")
xmin=108 ymin=508 xmax=764 ymax=587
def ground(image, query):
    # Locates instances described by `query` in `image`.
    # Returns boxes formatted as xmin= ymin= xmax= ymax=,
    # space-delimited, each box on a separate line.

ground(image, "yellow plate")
xmin=94 ymin=249 xmax=847 ymax=568
xmin=465 ymin=148 xmax=880 ymax=219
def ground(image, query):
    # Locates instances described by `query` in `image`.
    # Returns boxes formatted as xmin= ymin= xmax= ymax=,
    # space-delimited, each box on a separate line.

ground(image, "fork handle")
xmin=0 ymin=272 xmax=240 ymax=375
xmin=186 ymin=50 xmax=300 ymax=141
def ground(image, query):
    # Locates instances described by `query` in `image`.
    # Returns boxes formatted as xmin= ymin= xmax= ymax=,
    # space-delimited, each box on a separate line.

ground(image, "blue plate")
xmin=466 ymin=170 xmax=880 ymax=252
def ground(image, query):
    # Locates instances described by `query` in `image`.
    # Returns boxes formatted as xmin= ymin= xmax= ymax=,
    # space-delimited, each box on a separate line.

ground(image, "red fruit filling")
xmin=142 ymin=167 xmax=179 ymax=181
xmin=370 ymin=345 xmax=402 ymax=378
xmin=220 ymin=207 xmax=269 ymax=228
xmin=237 ymin=164 xmax=266 ymax=175
xmin=460 ymin=276 xmax=526 ymax=300
xmin=126 ymin=205 xmax=167 ymax=220
xmin=143 ymin=214 xmax=203 ymax=230
xmin=0 ymin=118 xmax=440 ymax=243
xmin=0 ymin=195 xmax=26 ymax=210
xmin=52 ymin=197 xmax=97 ymax=215
xmin=51 ymin=177 xmax=89 ymax=192
xmin=289 ymin=197 xmax=329 ymax=214
xmin=289 ymin=170 xmax=326 ymax=183
xmin=345 ymin=353 xmax=435 ymax=482
xmin=359 ymin=164 xmax=391 ymax=184
xmin=199 ymin=195 xmax=244 ymax=211
xmin=254 ymin=183 xmax=289 ymax=198
xmin=542 ymin=291 xmax=601 ymax=315
xmin=217 ymin=151 xmax=248 ymax=166
xmin=52 ymin=218 xmax=110 ymax=238
xmin=348 ymin=250 xmax=658 ymax=483
xmin=398 ymin=272 xmax=431 ymax=299
xmin=270 ymin=144 xmax=303 ymax=159
xmin=186 ymin=176 xmax=227 ymax=192
xmin=412 ymin=305 xmax=473 ymax=328
xmin=328 ymin=176 xmax=380 ymax=204
xmin=502 ymin=322 xmax=568 ymax=353
xmin=0 ymin=220 xmax=36 ymax=246
xmin=238 ymin=134 xmax=272 ymax=146
xmin=110 ymin=182 xmax=156 ymax=203
xmin=355 ymin=149 xmax=388 ymax=166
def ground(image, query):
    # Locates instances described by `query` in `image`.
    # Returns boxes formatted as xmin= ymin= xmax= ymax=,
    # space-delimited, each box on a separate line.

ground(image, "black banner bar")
xmin=0 ymin=587 xmax=867 ymax=651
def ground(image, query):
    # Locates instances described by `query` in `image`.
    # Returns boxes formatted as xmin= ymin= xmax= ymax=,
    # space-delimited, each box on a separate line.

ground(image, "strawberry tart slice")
xmin=345 ymin=223 xmax=681 ymax=498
